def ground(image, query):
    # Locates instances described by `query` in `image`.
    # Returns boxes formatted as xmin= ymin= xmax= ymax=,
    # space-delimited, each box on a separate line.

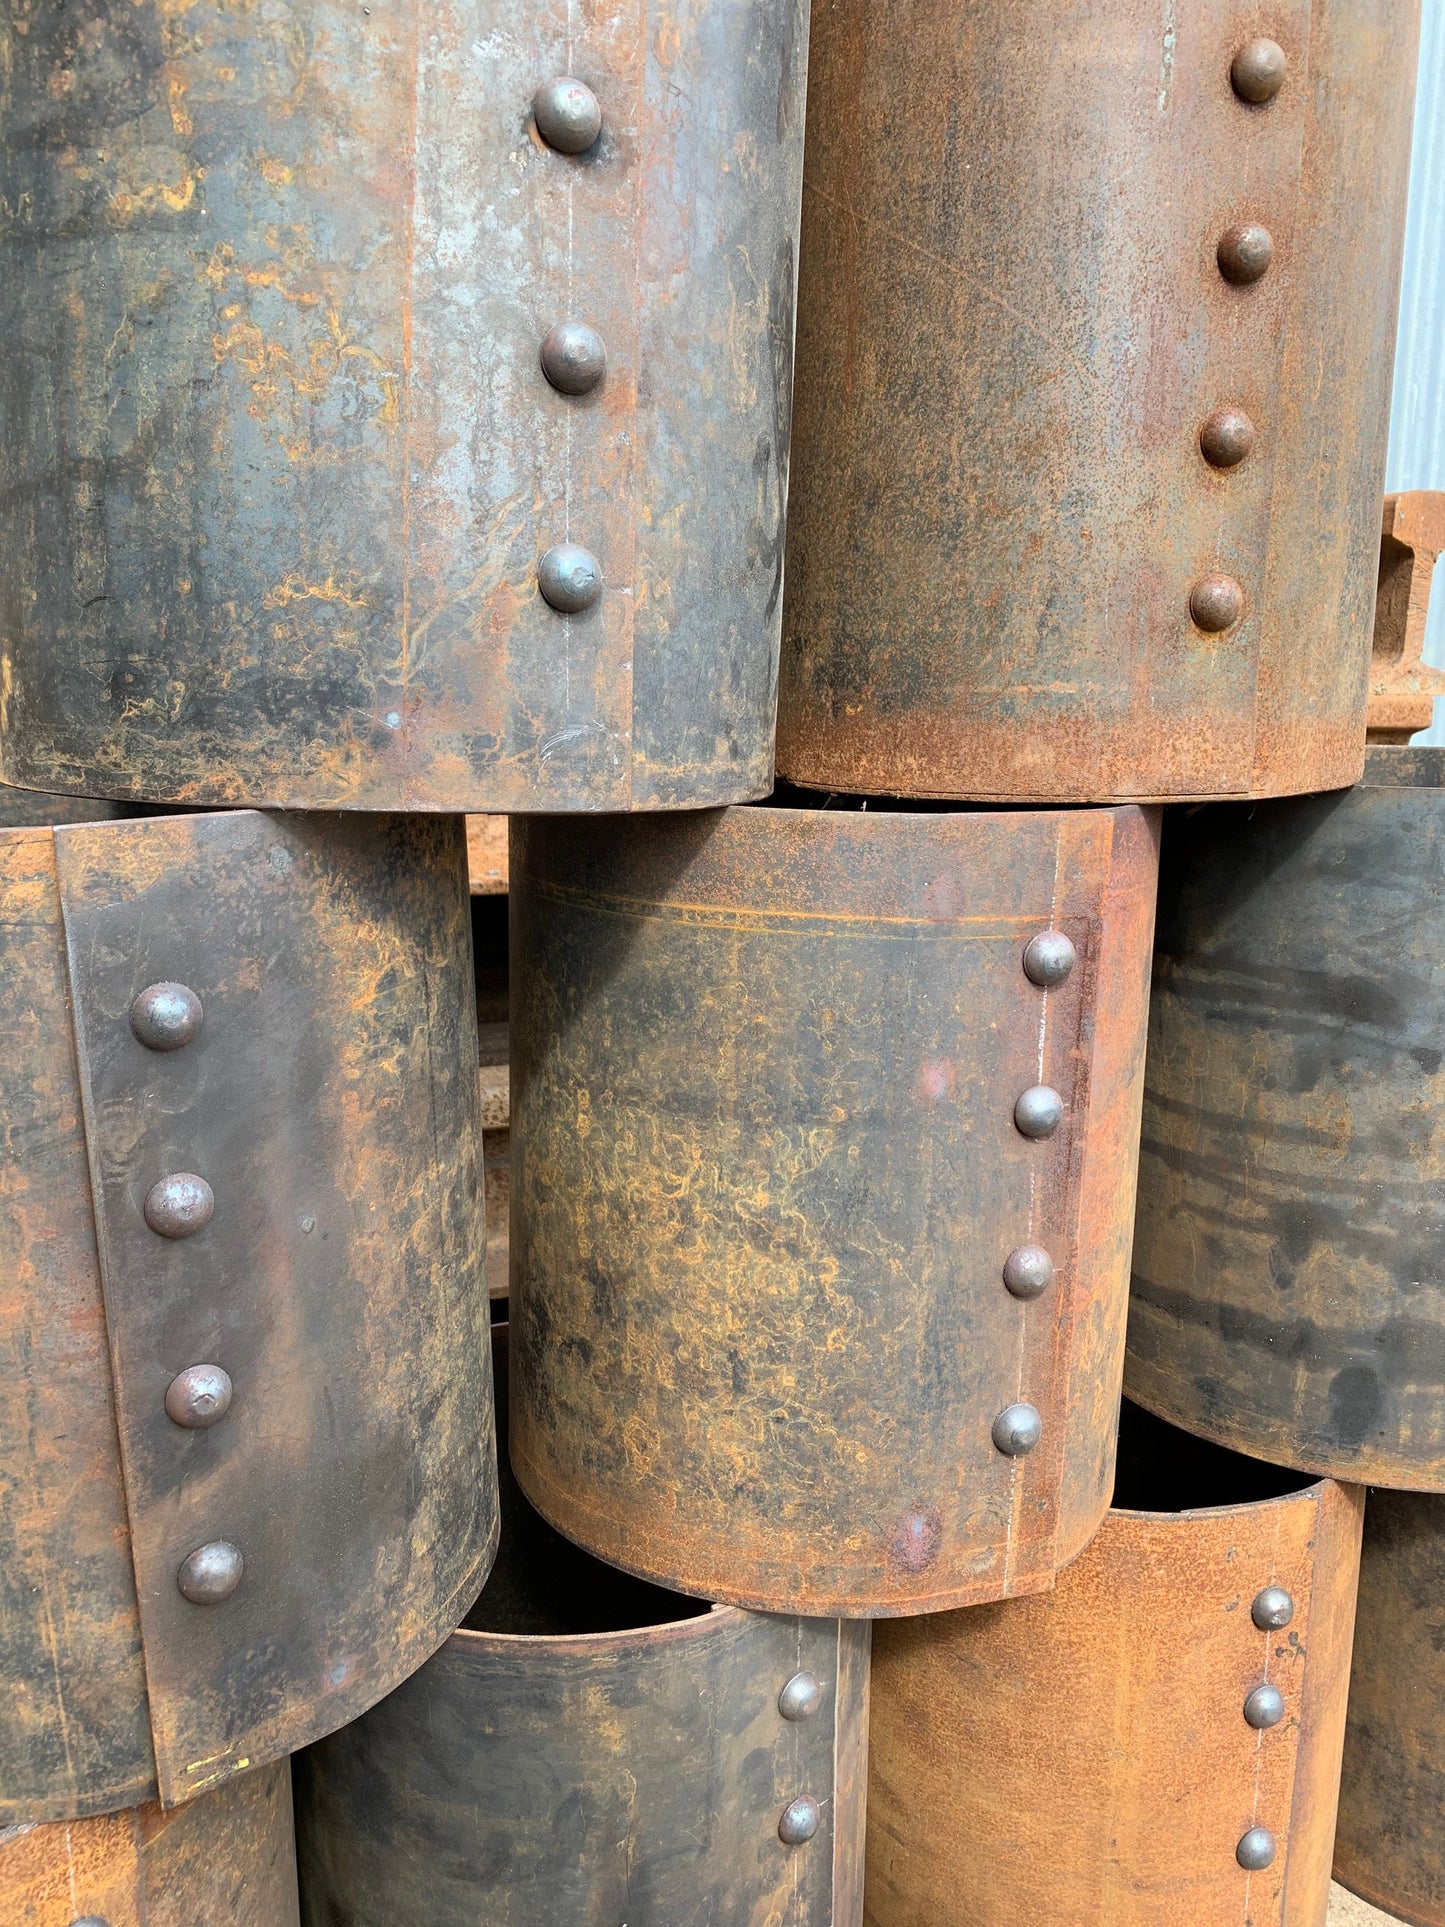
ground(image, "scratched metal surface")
xmin=1129 ymin=746 xmax=1445 ymax=1487
xmin=510 ymin=800 xmax=1158 ymax=1615
xmin=1336 ymin=1489 xmax=1445 ymax=1927
xmin=866 ymin=1405 xmax=1363 ymax=1926
xmin=294 ymin=1326 xmax=869 ymax=1927
xmin=0 ymin=0 xmax=807 ymax=811
xmin=0 ymin=1760 xmax=299 ymax=1927
xmin=777 ymin=0 xmax=1418 ymax=802
xmin=0 ymin=810 xmax=496 ymax=1822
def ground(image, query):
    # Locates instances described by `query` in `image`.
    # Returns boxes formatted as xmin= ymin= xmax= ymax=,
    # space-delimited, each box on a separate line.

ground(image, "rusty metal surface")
xmin=867 ymin=1403 xmax=1363 ymax=1926
xmin=777 ymin=0 xmax=1419 ymax=804
xmin=1336 ymin=1490 xmax=1445 ymax=1927
xmin=1129 ymin=746 xmax=1445 ymax=1487
xmin=294 ymin=1326 xmax=869 ymax=1926
xmin=0 ymin=1759 xmax=298 ymax=1927
xmin=0 ymin=809 xmax=496 ymax=1822
xmin=511 ymin=799 xmax=1158 ymax=1615
xmin=1368 ymin=493 xmax=1445 ymax=738
xmin=0 ymin=0 xmax=808 ymax=812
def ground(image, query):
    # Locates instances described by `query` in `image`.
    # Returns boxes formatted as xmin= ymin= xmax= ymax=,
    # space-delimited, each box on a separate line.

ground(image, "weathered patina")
xmin=511 ymin=798 xmax=1158 ymax=1614
xmin=867 ymin=1405 xmax=1362 ymax=1924
xmin=1129 ymin=747 xmax=1445 ymax=1487
xmin=1335 ymin=1490 xmax=1445 ymax=1926
xmin=0 ymin=0 xmax=808 ymax=811
xmin=294 ymin=1327 xmax=868 ymax=1926
xmin=0 ymin=1759 xmax=297 ymax=1926
xmin=0 ymin=808 xmax=495 ymax=1821
xmin=778 ymin=0 xmax=1419 ymax=802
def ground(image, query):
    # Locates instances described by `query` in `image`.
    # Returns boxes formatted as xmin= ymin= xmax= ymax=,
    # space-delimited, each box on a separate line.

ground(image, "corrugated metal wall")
xmin=1391 ymin=0 xmax=1445 ymax=737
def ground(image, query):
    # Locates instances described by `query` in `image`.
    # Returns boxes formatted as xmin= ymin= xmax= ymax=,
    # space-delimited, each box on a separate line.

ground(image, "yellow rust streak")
xmin=263 ymin=574 xmax=370 ymax=612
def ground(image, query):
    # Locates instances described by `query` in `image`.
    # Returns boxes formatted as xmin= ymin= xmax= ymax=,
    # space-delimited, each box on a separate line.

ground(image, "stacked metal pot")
xmin=0 ymin=1 xmax=1428 ymax=1923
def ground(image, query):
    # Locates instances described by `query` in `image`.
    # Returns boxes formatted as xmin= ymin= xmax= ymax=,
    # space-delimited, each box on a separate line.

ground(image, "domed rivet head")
xmin=143 ymin=1173 xmax=214 ymax=1239
xmin=1244 ymin=1683 xmax=1285 ymax=1730
xmin=1190 ymin=573 xmax=1244 ymax=633
xmin=71 ymin=1918 xmax=112 ymax=1927
xmin=992 ymin=1401 xmax=1043 ymax=1457
xmin=1217 ymin=222 xmax=1274 ymax=285
xmin=165 ymin=1364 xmax=233 ymax=1430
xmin=1003 ymin=1245 xmax=1055 ymax=1300
xmin=540 ymin=321 xmax=607 ymax=396
xmin=1252 ymin=1585 xmax=1294 ymax=1631
xmin=130 ymin=982 xmax=203 ymax=1051
xmin=1022 ymin=931 xmax=1076 ymax=987
xmin=1014 ymin=1085 xmax=1064 ymax=1139
xmin=778 ymin=1796 xmax=821 ymax=1846
xmin=177 ymin=1540 xmax=243 ymax=1605
xmin=533 ymin=76 xmax=601 ymax=154
xmin=1236 ymin=1826 xmax=1277 ymax=1871
xmin=538 ymin=542 xmax=603 ymax=614
xmin=1232 ymin=38 xmax=1288 ymax=104
xmin=778 ymin=1671 xmax=824 ymax=1721
xmin=1199 ymin=406 xmax=1256 ymax=469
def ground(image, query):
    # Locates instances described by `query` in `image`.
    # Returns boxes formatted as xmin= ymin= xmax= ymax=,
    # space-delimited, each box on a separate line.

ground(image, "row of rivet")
xmin=1234 ymin=1583 xmax=1295 ymax=1873
xmin=777 ymin=1669 xmax=824 ymax=1846
xmin=532 ymin=75 xmax=608 ymax=617
xmin=132 ymin=981 xmax=244 ymax=1608
xmin=992 ymin=929 xmax=1078 ymax=1461
xmin=1189 ymin=35 xmax=1289 ymax=637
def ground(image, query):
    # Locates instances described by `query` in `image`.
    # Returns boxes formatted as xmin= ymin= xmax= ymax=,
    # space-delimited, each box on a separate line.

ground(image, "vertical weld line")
xmin=64 ymin=1823 xmax=78 ymax=1915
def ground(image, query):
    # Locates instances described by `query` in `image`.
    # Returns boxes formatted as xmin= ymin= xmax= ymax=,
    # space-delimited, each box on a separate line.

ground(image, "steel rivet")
xmin=1231 ymin=38 xmax=1288 ymax=104
xmin=1014 ymin=1085 xmax=1064 ymax=1139
xmin=992 ymin=1402 xmax=1043 ymax=1457
xmin=177 ymin=1540 xmax=244 ymax=1605
xmin=1236 ymin=1826 xmax=1277 ymax=1872
xmin=779 ymin=1671 xmax=825 ymax=1721
xmin=71 ymin=1919 xmax=112 ymax=1927
xmin=778 ymin=1796 xmax=821 ymax=1846
xmin=165 ymin=1364 xmax=233 ymax=1430
xmin=1217 ymin=222 xmax=1274 ymax=286
xmin=1022 ymin=931 xmax=1076 ymax=987
xmin=540 ymin=320 xmax=607 ymax=396
xmin=1244 ymin=1683 xmax=1285 ymax=1730
xmin=130 ymin=982 xmax=203 ymax=1052
xmin=1199 ymin=406 xmax=1256 ymax=469
xmin=538 ymin=542 xmax=603 ymax=614
xmin=1190 ymin=573 xmax=1244 ymax=633
xmin=533 ymin=76 xmax=601 ymax=154
xmin=143 ymin=1172 xmax=215 ymax=1239
xmin=1003 ymin=1245 xmax=1055 ymax=1300
xmin=1252 ymin=1586 xmax=1294 ymax=1631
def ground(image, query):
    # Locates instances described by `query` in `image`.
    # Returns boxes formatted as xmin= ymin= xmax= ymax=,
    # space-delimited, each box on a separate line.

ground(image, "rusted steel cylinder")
xmin=1335 ymin=1490 xmax=1445 ymax=1926
xmin=0 ymin=0 xmax=808 ymax=812
xmin=294 ymin=1327 xmax=869 ymax=1926
xmin=0 ymin=808 xmax=496 ymax=1822
xmin=777 ymin=0 xmax=1419 ymax=804
xmin=866 ymin=1404 xmax=1363 ymax=1926
xmin=1129 ymin=746 xmax=1445 ymax=1486
xmin=511 ymin=799 xmax=1159 ymax=1614
xmin=0 ymin=1760 xmax=298 ymax=1927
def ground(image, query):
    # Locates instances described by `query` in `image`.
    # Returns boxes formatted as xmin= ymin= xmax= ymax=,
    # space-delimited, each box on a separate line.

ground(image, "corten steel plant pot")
xmin=1335 ymin=1490 xmax=1445 ymax=1927
xmin=0 ymin=808 xmax=496 ymax=1823
xmin=0 ymin=1759 xmax=298 ymax=1927
xmin=294 ymin=1327 xmax=869 ymax=1927
xmin=866 ymin=1405 xmax=1363 ymax=1926
xmin=0 ymin=0 xmax=808 ymax=814
xmin=777 ymin=0 xmax=1419 ymax=804
xmin=511 ymin=799 xmax=1159 ymax=1615
xmin=1129 ymin=746 xmax=1445 ymax=1487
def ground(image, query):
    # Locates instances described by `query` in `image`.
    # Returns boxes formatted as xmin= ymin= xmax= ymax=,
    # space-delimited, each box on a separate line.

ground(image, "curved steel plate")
xmin=511 ymin=801 xmax=1157 ymax=1614
xmin=1129 ymin=746 xmax=1445 ymax=1486
xmin=0 ymin=0 xmax=808 ymax=811
xmin=777 ymin=0 xmax=1419 ymax=802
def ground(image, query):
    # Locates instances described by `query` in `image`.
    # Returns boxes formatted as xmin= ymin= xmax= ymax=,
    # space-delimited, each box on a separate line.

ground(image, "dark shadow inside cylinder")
xmin=765 ymin=779 xmax=1056 ymax=816
xmin=463 ymin=1325 xmax=710 ymax=1638
xmin=1111 ymin=1399 xmax=1316 ymax=1513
